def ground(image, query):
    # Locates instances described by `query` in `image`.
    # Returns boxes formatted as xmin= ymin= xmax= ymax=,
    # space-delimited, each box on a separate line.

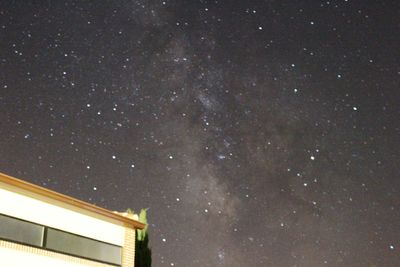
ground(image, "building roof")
xmin=0 ymin=172 xmax=145 ymax=229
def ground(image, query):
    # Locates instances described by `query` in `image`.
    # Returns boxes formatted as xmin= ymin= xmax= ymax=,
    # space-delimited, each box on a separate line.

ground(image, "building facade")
xmin=0 ymin=172 xmax=145 ymax=267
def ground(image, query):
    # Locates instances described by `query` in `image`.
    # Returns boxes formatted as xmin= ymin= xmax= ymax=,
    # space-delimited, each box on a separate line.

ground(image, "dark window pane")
xmin=0 ymin=214 xmax=44 ymax=246
xmin=46 ymin=228 xmax=121 ymax=265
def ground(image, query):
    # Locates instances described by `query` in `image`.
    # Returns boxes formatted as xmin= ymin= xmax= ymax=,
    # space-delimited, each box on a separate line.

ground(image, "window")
xmin=46 ymin=228 xmax=121 ymax=265
xmin=0 ymin=214 xmax=122 ymax=266
xmin=0 ymin=214 xmax=44 ymax=246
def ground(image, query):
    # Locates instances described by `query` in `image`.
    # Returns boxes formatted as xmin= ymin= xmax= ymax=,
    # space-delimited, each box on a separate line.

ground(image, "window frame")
xmin=0 ymin=213 xmax=122 ymax=266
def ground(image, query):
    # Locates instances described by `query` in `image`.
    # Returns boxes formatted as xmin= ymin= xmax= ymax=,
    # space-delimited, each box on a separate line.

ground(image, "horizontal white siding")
xmin=0 ymin=187 xmax=125 ymax=246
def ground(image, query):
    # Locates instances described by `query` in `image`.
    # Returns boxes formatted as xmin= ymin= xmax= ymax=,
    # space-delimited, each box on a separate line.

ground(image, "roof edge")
xmin=0 ymin=172 xmax=145 ymax=229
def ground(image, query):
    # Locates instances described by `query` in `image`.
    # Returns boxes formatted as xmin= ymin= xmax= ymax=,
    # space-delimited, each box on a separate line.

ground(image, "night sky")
xmin=1 ymin=1 xmax=400 ymax=266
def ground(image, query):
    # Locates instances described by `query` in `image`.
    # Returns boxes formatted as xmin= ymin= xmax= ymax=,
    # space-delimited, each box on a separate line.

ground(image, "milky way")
xmin=1 ymin=1 xmax=400 ymax=266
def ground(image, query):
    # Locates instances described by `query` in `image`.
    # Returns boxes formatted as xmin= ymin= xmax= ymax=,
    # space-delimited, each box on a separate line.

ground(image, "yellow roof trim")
xmin=0 ymin=172 xmax=145 ymax=229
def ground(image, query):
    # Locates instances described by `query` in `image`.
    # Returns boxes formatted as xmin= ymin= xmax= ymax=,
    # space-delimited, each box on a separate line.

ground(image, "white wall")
xmin=0 ymin=186 xmax=125 ymax=246
xmin=0 ymin=246 xmax=106 ymax=267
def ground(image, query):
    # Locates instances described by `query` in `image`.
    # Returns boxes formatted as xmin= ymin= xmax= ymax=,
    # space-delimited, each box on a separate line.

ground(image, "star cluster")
xmin=1 ymin=1 xmax=399 ymax=266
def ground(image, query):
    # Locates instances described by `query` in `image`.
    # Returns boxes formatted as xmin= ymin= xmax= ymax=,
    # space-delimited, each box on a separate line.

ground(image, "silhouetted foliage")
xmin=132 ymin=208 xmax=152 ymax=267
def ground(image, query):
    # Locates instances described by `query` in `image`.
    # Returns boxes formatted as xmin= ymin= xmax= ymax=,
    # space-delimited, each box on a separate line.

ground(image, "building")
xmin=0 ymin=172 xmax=145 ymax=267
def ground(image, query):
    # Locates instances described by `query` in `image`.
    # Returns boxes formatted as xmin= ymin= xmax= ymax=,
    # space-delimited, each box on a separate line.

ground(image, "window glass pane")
xmin=0 ymin=214 xmax=44 ymax=246
xmin=46 ymin=228 xmax=121 ymax=265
